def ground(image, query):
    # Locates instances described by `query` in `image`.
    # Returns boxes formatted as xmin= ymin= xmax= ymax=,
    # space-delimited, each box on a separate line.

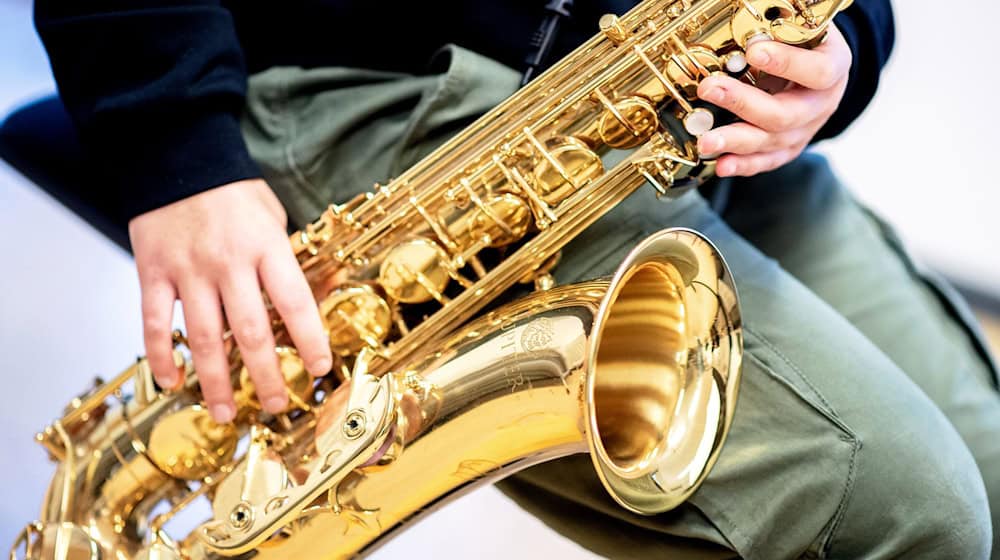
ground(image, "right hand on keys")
xmin=128 ymin=179 xmax=333 ymax=423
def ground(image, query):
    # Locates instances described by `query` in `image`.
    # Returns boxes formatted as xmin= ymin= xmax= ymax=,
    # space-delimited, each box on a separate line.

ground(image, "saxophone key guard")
xmin=195 ymin=350 xmax=396 ymax=555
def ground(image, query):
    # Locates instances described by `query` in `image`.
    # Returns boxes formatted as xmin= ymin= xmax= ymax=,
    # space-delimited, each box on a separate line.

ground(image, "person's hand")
xmin=696 ymin=25 xmax=852 ymax=177
xmin=129 ymin=179 xmax=333 ymax=423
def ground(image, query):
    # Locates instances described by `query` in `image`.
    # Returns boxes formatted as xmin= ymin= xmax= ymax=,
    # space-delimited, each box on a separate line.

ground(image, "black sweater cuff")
xmin=93 ymin=110 xmax=261 ymax=221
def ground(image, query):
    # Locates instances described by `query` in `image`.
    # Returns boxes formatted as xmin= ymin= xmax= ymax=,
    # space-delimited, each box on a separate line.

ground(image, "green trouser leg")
xmin=241 ymin=46 xmax=996 ymax=559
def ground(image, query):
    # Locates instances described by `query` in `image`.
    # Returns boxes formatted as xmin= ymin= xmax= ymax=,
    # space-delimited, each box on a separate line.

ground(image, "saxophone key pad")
xmin=379 ymin=238 xmax=453 ymax=304
xmin=319 ymin=284 xmax=393 ymax=356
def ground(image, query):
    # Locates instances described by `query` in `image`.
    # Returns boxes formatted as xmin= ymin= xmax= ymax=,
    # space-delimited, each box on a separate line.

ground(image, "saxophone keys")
xmin=662 ymin=45 xmax=723 ymax=99
xmin=134 ymin=540 xmax=183 ymax=560
xmin=723 ymin=50 xmax=749 ymax=73
xmin=319 ymin=284 xmax=393 ymax=357
xmin=599 ymin=13 xmax=629 ymax=45
xmin=730 ymin=0 xmax=793 ymax=48
xmin=11 ymin=522 xmax=101 ymax=560
xmin=683 ymin=107 xmax=715 ymax=137
xmin=529 ymin=135 xmax=604 ymax=205
xmin=594 ymin=91 xmax=660 ymax=149
xmin=235 ymin=347 xmax=316 ymax=414
xmin=146 ymin=404 xmax=239 ymax=480
xmin=378 ymin=238 xmax=453 ymax=304
xmin=211 ymin=425 xmax=290 ymax=530
xmin=465 ymin=193 xmax=532 ymax=248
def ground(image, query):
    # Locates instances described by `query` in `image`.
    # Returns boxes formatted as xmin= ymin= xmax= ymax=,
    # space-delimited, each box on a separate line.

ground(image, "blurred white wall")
xmin=0 ymin=0 xmax=996 ymax=556
xmin=817 ymin=0 xmax=1000 ymax=297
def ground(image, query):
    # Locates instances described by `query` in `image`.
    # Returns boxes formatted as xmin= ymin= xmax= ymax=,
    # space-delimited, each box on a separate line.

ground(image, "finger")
xmin=698 ymin=122 xmax=800 ymax=156
xmin=259 ymin=247 xmax=332 ymax=377
xmin=698 ymin=76 xmax=821 ymax=132
xmin=141 ymin=279 xmax=180 ymax=389
xmin=220 ymin=270 xmax=288 ymax=414
xmin=746 ymin=26 xmax=851 ymax=91
xmin=179 ymin=281 xmax=235 ymax=423
xmin=716 ymin=149 xmax=797 ymax=177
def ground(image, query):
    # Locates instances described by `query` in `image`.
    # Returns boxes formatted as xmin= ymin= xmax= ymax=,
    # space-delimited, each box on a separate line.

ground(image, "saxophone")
xmin=10 ymin=1 xmax=848 ymax=558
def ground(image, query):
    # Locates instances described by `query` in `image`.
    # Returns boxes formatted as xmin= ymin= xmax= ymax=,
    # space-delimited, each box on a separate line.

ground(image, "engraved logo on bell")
xmin=520 ymin=317 xmax=555 ymax=352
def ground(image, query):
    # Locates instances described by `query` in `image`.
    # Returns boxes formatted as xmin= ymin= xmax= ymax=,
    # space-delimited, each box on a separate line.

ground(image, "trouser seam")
xmin=743 ymin=328 xmax=862 ymax=559
xmin=691 ymin=491 xmax=753 ymax=557
xmin=745 ymin=325 xmax=838 ymax=420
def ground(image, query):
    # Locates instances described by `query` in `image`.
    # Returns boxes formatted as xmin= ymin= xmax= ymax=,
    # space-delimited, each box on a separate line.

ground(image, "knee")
xmin=829 ymin=409 xmax=992 ymax=558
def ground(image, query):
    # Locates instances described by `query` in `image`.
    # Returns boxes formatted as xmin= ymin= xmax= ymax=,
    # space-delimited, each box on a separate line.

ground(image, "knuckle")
xmin=815 ymin=65 xmax=838 ymax=90
xmin=278 ymin=292 xmax=313 ymax=316
xmin=727 ymin=93 xmax=746 ymax=114
xmin=772 ymin=111 xmax=795 ymax=131
xmin=192 ymin=243 xmax=232 ymax=272
xmin=187 ymin=330 xmax=219 ymax=354
xmin=143 ymin=316 xmax=169 ymax=338
xmin=775 ymin=132 xmax=798 ymax=151
xmin=237 ymin=323 xmax=271 ymax=350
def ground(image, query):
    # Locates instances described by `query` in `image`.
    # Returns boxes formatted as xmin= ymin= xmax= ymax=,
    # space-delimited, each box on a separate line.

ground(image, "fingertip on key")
xmin=210 ymin=403 xmax=236 ymax=424
xmin=747 ymin=46 xmax=771 ymax=67
xmin=309 ymin=357 xmax=333 ymax=377
xmin=155 ymin=372 xmax=179 ymax=392
xmin=263 ymin=395 xmax=289 ymax=415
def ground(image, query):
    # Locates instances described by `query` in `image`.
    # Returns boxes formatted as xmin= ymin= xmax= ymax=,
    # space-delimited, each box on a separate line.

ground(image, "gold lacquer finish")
xmin=12 ymin=0 xmax=849 ymax=558
xmin=146 ymin=405 xmax=238 ymax=480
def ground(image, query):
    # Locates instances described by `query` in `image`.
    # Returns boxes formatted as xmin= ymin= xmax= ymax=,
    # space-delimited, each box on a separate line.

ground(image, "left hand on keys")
xmin=696 ymin=24 xmax=852 ymax=177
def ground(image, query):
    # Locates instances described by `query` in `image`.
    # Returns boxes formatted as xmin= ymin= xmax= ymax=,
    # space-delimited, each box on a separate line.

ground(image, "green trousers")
xmin=242 ymin=46 xmax=999 ymax=559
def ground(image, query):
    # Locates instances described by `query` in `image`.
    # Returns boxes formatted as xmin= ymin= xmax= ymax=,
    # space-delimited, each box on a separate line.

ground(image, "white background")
xmin=1 ymin=0 xmax=997 ymax=556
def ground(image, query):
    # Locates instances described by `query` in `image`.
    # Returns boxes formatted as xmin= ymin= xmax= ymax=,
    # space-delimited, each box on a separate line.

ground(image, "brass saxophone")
xmin=10 ymin=1 xmax=849 ymax=558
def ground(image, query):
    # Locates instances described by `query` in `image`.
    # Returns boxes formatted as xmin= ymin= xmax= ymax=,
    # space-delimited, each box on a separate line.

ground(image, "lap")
xmin=513 ymin=184 xmax=991 ymax=559
xmin=723 ymin=156 xmax=1000 ymax=554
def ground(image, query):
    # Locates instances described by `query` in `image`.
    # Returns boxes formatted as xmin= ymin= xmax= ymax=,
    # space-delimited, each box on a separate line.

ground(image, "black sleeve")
xmin=814 ymin=0 xmax=895 ymax=141
xmin=34 ymin=0 xmax=261 ymax=222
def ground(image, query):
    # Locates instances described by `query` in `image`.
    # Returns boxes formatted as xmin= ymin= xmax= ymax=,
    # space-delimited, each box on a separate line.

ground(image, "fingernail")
xmin=702 ymin=86 xmax=725 ymax=104
xmin=210 ymin=403 xmax=236 ymax=424
xmin=309 ymin=357 xmax=333 ymax=377
xmin=263 ymin=395 xmax=289 ymax=414
xmin=748 ymin=47 xmax=770 ymax=67
xmin=699 ymin=133 xmax=723 ymax=155
xmin=746 ymin=33 xmax=771 ymax=47
xmin=155 ymin=374 xmax=177 ymax=390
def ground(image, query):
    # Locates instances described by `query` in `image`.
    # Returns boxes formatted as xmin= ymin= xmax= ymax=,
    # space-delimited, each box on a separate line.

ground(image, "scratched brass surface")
xmin=11 ymin=1 xmax=848 ymax=558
